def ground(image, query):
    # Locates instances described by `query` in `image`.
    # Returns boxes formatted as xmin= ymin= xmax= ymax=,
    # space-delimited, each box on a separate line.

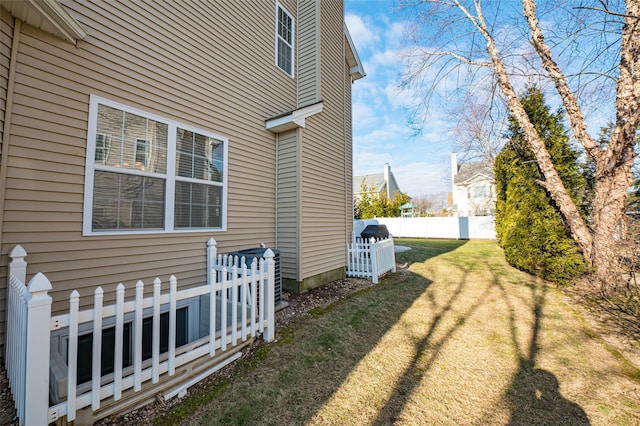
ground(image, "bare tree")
xmin=452 ymin=98 xmax=507 ymax=165
xmin=412 ymin=192 xmax=449 ymax=215
xmin=399 ymin=0 xmax=640 ymax=286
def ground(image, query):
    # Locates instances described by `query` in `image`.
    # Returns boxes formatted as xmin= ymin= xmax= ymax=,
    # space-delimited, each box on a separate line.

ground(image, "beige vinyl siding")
xmin=277 ymin=129 xmax=300 ymax=280
xmin=298 ymin=0 xmax=349 ymax=280
xmin=0 ymin=8 xmax=14 ymax=357
xmin=0 ymin=9 xmax=12 ymax=143
xmin=297 ymin=0 xmax=320 ymax=106
xmin=0 ymin=0 xmax=297 ymax=328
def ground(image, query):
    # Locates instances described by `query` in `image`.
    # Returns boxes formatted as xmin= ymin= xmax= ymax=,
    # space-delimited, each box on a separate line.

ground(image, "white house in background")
xmin=450 ymin=153 xmax=496 ymax=217
xmin=354 ymin=163 xmax=401 ymax=201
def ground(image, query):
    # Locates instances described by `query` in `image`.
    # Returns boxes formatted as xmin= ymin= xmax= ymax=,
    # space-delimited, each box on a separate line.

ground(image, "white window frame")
xmin=274 ymin=1 xmax=294 ymax=77
xmin=134 ymin=138 xmax=149 ymax=168
xmin=50 ymin=297 xmax=200 ymax=396
xmin=83 ymin=95 xmax=228 ymax=235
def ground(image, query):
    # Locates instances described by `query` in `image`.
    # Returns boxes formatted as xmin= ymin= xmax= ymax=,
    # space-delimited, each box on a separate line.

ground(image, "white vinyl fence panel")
xmin=375 ymin=216 xmax=496 ymax=240
xmin=5 ymin=239 xmax=275 ymax=425
xmin=347 ymin=235 xmax=396 ymax=283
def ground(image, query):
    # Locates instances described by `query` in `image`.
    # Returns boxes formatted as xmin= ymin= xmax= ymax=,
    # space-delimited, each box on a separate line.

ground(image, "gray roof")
xmin=354 ymin=173 xmax=386 ymax=194
xmin=454 ymin=161 xmax=493 ymax=185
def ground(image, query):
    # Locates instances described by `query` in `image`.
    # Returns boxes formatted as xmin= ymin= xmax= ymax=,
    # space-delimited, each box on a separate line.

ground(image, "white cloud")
xmin=345 ymin=13 xmax=379 ymax=52
xmin=370 ymin=49 xmax=401 ymax=69
xmin=393 ymin=162 xmax=451 ymax=196
xmin=352 ymin=101 xmax=379 ymax=130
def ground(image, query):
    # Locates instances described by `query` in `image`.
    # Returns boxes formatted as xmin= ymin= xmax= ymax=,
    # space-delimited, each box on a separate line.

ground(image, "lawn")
xmin=159 ymin=239 xmax=640 ymax=425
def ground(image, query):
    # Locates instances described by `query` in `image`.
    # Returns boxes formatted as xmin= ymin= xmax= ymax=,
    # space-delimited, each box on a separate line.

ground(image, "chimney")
xmin=384 ymin=163 xmax=391 ymax=198
xmin=451 ymin=153 xmax=458 ymax=178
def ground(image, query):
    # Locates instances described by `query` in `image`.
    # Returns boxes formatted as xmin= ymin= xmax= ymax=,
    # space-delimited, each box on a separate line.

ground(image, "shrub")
xmin=495 ymin=87 xmax=588 ymax=283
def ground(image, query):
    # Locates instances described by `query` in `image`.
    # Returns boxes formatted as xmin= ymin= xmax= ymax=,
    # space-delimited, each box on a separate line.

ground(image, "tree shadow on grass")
xmin=394 ymin=238 xmax=468 ymax=266
xmin=370 ymin=254 xmax=588 ymax=425
xmin=372 ymin=264 xmax=495 ymax=425
xmin=170 ymin=240 xmax=468 ymax=425
xmin=496 ymin=282 xmax=590 ymax=425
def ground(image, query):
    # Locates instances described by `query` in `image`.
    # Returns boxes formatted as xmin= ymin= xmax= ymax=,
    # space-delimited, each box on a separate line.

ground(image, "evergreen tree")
xmin=386 ymin=190 xmax=411 ymax=217
xmin=354 ymin=182 xmax=411 ymax=219
xmin=495 ymin=87 xmax=588 ymax=283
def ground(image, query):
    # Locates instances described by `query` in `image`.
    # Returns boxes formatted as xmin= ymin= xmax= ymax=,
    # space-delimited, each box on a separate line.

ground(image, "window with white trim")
xmin=84 ymin=96 xmax=227 ymax=235
xmin=49 ymin=298 xmax=199 ymax=393
xmin=275 ymin=2 xmax=294 ymax=76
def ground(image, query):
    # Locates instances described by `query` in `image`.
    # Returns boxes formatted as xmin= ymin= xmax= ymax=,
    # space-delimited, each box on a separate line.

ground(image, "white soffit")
xmin=265 ymin=102 xmax=324 ymax=133
xmin=2 ymin=0 xmax=87 ymax=44
xmin=344 ymin=22 xmax=365 ymax=81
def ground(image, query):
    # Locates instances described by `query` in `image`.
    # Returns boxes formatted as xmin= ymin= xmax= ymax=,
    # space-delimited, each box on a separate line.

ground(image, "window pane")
xmin=176 ymin=128 xmax=224 ymax=182
xmin=278 ymin=39 xmax=292 ymax=75
xmin=95 ymin=134 xmax=111 ymax=164
xmin=174 ymin=181 xmax=222 ymax=229
xmin=96 ymin=104 xmax=167 ymax=173
xmin=278 ymin=7 xmax=292 ymax=44
xmin=142 ymin=307 xmax=189 ymax=359
xmin=74 ymin=323 xmax=132 ymax=385
xmin=93 ymin=171 xmax=165 ymax=230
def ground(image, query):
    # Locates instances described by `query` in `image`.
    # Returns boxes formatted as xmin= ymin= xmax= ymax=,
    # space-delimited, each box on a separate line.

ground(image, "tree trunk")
xmin=476 ymin=10 xmax=595 ymax=263
xmin=590 ymin=0 xmax=640 ymax=284
xmin=436 ymin=0 xmax=640 ymax=283
xmin=591 ymin=161 xmax=632 ymax=285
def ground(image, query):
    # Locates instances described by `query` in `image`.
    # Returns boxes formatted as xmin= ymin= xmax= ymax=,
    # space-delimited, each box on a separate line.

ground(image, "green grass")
xmin=158 ymin=239 xmax=640 ymax=425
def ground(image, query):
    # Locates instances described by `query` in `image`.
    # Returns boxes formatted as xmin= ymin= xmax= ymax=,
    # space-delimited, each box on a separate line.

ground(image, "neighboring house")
xmin=0 ymin=0 xmax=364 ymax=421
xmin=354 ymin=163 xmax=401 ymax=201
xmin=450 ymin=153 xmax=496 ymax=217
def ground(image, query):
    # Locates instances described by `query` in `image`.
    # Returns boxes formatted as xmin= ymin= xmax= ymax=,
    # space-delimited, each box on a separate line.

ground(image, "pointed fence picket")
xmin=346 ymin=233 xmax=396 ymax=283
xmin=4 ymin=239 xmax=275 ymax=425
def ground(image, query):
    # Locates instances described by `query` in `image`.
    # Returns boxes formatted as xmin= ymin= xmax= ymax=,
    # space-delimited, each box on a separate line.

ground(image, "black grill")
xmin=360 ymin=224 xmax=389 ymax=240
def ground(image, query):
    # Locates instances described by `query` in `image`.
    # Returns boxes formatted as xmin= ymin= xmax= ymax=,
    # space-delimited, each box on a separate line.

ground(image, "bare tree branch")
xmin=522 ymin=0 xmax=603 ymax=163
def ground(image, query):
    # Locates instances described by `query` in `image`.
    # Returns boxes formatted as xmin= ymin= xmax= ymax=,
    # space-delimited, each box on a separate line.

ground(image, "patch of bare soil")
xmin=0 ymin=368 xmax=16 ymax=426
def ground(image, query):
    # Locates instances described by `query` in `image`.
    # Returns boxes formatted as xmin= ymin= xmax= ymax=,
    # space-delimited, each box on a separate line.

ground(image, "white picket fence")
xmin=346 ymin=234 xmax=396 ymax=283
xmin=4 ymin=238 xmax=275 ymax=425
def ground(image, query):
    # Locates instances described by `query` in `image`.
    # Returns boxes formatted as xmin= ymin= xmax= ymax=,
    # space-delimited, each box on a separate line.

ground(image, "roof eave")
xmin=265 ymin=101 xmax=324 ymax=133
xmin=3 ymin=0 xmax=87 ymax=44
xmin=344 ymin=22 xmax=366 ymax=81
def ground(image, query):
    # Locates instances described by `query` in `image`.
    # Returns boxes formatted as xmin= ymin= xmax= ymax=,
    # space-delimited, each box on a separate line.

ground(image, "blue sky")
xmin=345 ymin=0 xmax=454 ymax=197
xmin=344 ymin=1 xmax=623 ymax=199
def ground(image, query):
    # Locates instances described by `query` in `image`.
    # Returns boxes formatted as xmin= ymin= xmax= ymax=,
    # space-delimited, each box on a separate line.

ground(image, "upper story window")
xmin=83 ymin=96 xmax=228 ymax=235
xmin=275 ymin=2 xmax=294 ymax=76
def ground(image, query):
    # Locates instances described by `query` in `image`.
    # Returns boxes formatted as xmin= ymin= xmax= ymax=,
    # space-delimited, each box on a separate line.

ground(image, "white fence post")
xmin=263 ymin=249 xmax=275 ymax=342
xmin=370 ymin=238 xmax=379 ymax=284
xmin=8 ymin=245 xmax=27 ymax=284
xmin=207 ymin=238 xmax=217 ymax=286
xmin=6 ymin=245 xmax=28 ymax=421
xmin=24 ymin=272 xmax=53 ymax=426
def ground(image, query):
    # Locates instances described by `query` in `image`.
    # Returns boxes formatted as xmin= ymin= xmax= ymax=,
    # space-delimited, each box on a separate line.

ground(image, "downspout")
xmin=0 ymin=18 xmax=22 ymax=259
xmin=344 ymin=66 xmax=349 ymax=244
xmin=275 ymin=133 xmax=278 ymax=249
